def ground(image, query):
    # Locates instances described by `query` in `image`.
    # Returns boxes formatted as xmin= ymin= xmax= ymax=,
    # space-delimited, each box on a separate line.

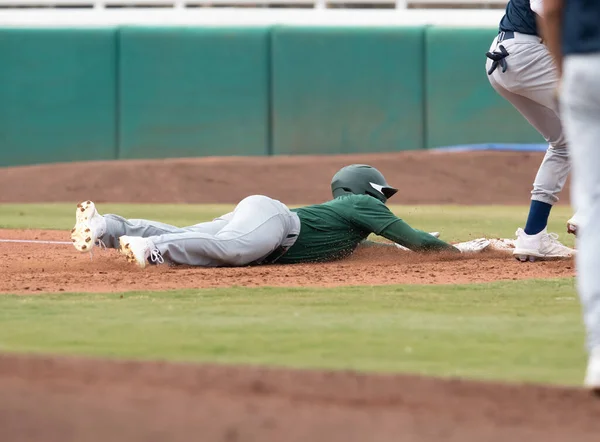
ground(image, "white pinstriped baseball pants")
xmin=486 ymin=33 xmax=570 ymax=206
xmin=100 ymin=195 xmax=300 ymax=267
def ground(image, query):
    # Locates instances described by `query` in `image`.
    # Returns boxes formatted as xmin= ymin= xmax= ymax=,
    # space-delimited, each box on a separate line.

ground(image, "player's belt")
xmin=255 ymin=233 xmax=299 ymax=265
xmin=498 ymin=31 xmax=543 ymax=43
xmin=498 ymin=31 xmax=515 ymax=42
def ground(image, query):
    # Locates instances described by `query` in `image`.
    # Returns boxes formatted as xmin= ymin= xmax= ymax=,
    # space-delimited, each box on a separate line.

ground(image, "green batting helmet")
xmin=331 ymin=164 xmax=398 ymax=203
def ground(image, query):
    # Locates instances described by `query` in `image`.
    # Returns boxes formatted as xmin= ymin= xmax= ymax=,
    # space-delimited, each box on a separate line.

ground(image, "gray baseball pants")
xmin=561 ymin=53 xmax=600 ymax=351
xmin=486 ymin=33 xmax=570 ymax=206
xmin=100 ymin=195 xmax=301 ymax=267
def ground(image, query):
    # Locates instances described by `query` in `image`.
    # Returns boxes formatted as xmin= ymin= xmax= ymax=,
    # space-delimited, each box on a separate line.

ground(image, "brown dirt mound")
xmin=1 ymin=353 xmax=599 ymax=442
xmin=0 ymin=229 xmax=574 ymax=294
xmin=0 ymin=151 xmax=571 ymax=205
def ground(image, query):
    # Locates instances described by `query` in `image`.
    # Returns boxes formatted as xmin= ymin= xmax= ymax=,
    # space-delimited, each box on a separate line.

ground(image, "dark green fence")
xmin=425 ymin=27 xmax=542 ymax=149
xmin=271 ymin=26 xmax=425 ymax=155
xmin=118 ymin=27 xmax=271 ymax=159
xmin=0 ymin=25 xmax=544 ymax=167
xmin=0 ymin=28 xmax=118 ymax=166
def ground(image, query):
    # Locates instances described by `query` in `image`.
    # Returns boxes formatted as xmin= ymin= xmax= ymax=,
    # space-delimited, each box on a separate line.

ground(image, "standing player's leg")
xmin=486 ymin=83 xmax=574 ymax=260
xmin=561 ymin=53 xmax=600 ymax=389
xmin=486 ymin=38 xmax=574 ymax=260
xmin=71 ymin=200 xmax=232 ymax=252
xmin=119 ymin=195 xmax=300 ymax=268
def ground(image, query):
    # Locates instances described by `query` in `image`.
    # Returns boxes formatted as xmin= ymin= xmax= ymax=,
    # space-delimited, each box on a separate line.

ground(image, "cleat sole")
xmin=71 ymin=201 xmax=97 ymax=253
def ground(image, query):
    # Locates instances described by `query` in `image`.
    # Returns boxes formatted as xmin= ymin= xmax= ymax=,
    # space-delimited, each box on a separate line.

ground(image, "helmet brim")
xmin=382 ymin=187 xmax=398 ymax=199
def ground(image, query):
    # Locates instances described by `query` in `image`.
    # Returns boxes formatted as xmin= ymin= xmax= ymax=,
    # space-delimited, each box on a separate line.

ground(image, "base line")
xmin=0 ymin=239 xmax=72 ymax=245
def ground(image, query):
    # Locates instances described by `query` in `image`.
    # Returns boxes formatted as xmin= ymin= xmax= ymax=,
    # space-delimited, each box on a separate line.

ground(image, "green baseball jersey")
xmin=278 ymin=194 xmax=455 ymax=264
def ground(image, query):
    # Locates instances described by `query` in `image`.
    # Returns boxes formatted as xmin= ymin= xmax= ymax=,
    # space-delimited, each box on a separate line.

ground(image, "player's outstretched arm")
xmin=358 ymin=232 xmax=440 ymax=250
xmin=379 ymin=220 xmax=459 ymax=253
xmin=348 ymin=195 xmax=458 ymax=253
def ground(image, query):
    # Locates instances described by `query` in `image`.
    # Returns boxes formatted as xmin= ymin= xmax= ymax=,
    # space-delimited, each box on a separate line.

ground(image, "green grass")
xmin=0 ymin=279 xmax=585 ymax=386
xmin=0 ymin=203 xmax=576 ymax=246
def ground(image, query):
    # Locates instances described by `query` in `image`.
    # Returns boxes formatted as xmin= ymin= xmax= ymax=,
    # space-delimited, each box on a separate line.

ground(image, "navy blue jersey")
xmin=499 ymin=0 xmax=539 ymax=36
xmin=563 ymin=0 xmax=600 ymax=55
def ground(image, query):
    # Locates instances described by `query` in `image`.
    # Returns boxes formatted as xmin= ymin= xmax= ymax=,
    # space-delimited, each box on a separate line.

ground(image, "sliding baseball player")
xmin=70 ymin=164 xmax=500 ymax=268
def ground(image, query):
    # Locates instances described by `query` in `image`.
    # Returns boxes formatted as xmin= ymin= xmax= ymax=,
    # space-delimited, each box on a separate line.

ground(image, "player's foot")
xmin=513 ymin=228 xmax=575 ymax=262
xmin=119 ymin=235 xmax=164 ymax=269
xmin=567 ymin=213 xmax=581 ymax=236
xmin=71 ymin=200 xmax=107 ymax=253
xmin=585 ymin=347 xmax=600 ymax=394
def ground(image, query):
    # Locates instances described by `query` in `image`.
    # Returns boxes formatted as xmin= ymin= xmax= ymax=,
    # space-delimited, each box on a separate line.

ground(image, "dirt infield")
xmin=0 ymin=150 xmax=575 ymax=293
xmin=0 ymin=150 xmax=570 ymax=205
xmin=0 ymin=229 xmax=574 ymax=294
xmin=2 ymin=353 xmax=600 ymax=442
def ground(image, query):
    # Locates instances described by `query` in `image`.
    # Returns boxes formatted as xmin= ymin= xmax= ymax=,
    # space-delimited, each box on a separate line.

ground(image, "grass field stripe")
xmin=0 ymin=239 xmax=72 ymax=245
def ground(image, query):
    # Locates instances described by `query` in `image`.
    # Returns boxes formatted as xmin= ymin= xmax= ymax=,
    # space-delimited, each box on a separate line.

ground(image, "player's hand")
xmin=453 ymin=238 xmax=491 ymax=254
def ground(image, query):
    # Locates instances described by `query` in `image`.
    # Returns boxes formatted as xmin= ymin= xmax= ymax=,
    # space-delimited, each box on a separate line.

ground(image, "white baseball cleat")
xmin=567 ymin=213 xmax=580 ymax=236
xmin=71 ymin=200 xmax=107 ymax=253
xmin=513 ymin=227 xmax=575 ymax=262
xmin=119 ymin=235 xmax=163 ymax=268
xmin=584 ymin=347 xmax=600 ymax=393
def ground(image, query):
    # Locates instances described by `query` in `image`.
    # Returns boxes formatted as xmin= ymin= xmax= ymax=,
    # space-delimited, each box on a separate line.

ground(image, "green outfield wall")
xmin=0 ymin=28 xmax=118 ymax=167
xmin=118 ymin=27 xmax=270 ymax=159
xmin=271 ymin=26 xmax=425 ymax=155
xmin=425 ymin=27 xmax=543 ymax=149
xmin=0 ymin=25 xmax=545 ymax=167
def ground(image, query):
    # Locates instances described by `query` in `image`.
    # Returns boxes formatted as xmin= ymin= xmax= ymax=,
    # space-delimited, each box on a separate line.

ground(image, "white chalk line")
xmin=0 ymin=239 xmax=72 ymax=245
